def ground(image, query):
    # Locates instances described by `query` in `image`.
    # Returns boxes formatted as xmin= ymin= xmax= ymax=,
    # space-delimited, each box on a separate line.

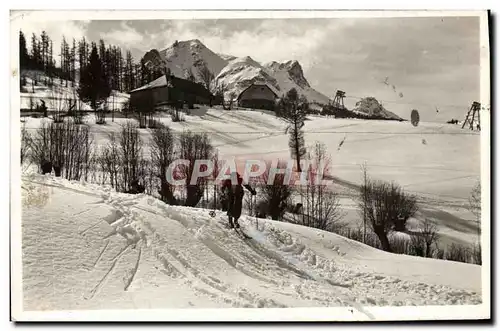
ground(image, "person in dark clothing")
xmin=221 ymin=172 xmax=256 ymax=228
xmin=41 ymin=160 xmax=52 ymax=175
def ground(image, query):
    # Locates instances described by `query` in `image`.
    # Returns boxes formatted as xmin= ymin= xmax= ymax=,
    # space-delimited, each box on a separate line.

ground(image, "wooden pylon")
xmin=332 ymin=90 xmax=346 ymax=109
xmin=462 ymin=101 xmax=481 ymax=131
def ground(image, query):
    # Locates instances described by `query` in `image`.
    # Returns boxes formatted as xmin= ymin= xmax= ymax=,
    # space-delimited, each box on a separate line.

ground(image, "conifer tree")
xmin=78 ymin=44 xmax=111 ymax=124
xmin=280 ymin=88 xmax=308 ymax=172
xmin=19 ymin=30 xmax=29 ymax=69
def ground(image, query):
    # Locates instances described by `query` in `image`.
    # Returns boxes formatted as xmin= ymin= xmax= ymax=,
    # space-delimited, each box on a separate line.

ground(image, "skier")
xmin=221 ymin=172 xmax=257 ymax=228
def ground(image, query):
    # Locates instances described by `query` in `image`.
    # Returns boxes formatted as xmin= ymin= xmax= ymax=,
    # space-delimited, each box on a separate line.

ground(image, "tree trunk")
xmin=185 ymin=185 xmax=203 ymax=207
xmin=394 ymin=217 xmax=406 ymax=232
xmin=159 ymin=180 xmax=177 ymax=205
xmin=374 ymin=225 xmax=392 ymax=252
xmin=425 ymin=242 xmax=431 ymax=258
xmin=294 ymin=121 xmax=302 ymax=173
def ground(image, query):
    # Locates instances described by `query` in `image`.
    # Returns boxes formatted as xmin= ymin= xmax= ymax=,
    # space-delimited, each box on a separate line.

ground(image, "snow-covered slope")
xmin=19 ymin=174 xmax=482 ymax=315
xmin=218 ymin=53 xmax=237 ymax=62
xmin=21 ymin=106 xmax=481 ymax=248
xmin=20 ymin=71 xmax=129 ymax=111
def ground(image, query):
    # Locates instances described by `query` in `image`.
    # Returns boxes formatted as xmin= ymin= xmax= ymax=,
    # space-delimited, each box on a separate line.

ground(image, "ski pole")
xmin=254 ymin=195 xmax=258 ymax=231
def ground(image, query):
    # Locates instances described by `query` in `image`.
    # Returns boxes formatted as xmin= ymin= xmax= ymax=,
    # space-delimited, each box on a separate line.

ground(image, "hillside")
xmin=20 ymin=70 xmax=129 ymax=112
xmin=19 ymin=174 xmax=482 ymax=315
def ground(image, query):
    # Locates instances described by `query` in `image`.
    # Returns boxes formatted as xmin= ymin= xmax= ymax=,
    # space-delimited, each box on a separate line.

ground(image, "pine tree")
xmin=19 ymin=30 xmax=29 ymax=69
xmin=134 ymin=63 xmax=141 ymax=90
xmin=117 ymin=47 xmax=124 ymax=91
xmin=98 ymin=39 xmax=106 ymax=63
xmin=140 ymin=58 xmax=150 ymax=86
xmin=78 ymin=44 xmax=111 ymax=123
xmin=60 ymin=36 xmax=67 ymax=84
xmin=78 ymin=37 xmax=88 ymax=82
xmin=105 ymin=46 xmax=113 ymax=91
xmin=280 ymin=88 xmax=308 ymax=173
xmin=48 ymin=40 xmax=54 ymax=81
xmin=70 ymin=38 xmax=76 ymax=85
xmin=31 ymin=33 xmax=40 ymax=70
xmin=124 ymin=50 xmax=134 ymax=92
xmin=40 ymin=31 xmax=47 ymax=70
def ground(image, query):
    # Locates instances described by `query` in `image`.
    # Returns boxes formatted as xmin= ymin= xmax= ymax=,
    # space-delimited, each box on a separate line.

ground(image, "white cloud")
xmin=16 ymin=17 xmax=88 ymax=66
xmin=145 ymin=19 xmax=334 ymax=70
xmin=101 ymin=21 xmax=143 ymax=48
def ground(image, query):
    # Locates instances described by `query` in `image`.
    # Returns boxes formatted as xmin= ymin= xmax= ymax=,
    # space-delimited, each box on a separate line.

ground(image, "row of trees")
xmin=19 ymin=29 xmax=161 ymax=93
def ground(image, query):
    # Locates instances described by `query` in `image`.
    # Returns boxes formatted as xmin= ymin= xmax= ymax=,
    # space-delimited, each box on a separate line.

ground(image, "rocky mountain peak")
xmin=284 ymin=60 xmax=310 ymax=88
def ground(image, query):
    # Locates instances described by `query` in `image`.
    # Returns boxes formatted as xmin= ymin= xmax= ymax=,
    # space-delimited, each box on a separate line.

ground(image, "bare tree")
xmin=28 ymin=119 xmax=93 ymax=180
xmin=98 ymin=134 xmax=121 ymax=190
xmin=119 ymin=122 xmax=145 ymax=192
xmin=360 ymin=162 xmax=369 ymax=243
xmin=71 ymin=89 xmax=84 ymax=124
xmin=468 ymin=181 xmax=481 ymax=225
xmin=393 ymin=191 xmax=418 ymax=232
xmin=28 ymin=94 xmax=35 ymax=112
xmin=410 ymin=218 xmax=439 ymax=258
xmin=178 ymin=130 xmax=214 ymax=207
xmin=150 ymin=122 xmax=177 ymax=205
xmin=359 ymin=179 xmax=393 ymax=252
xmin=359 ymin=178 xmax=419 ymax=252
xmin=21 ymin=122 xmax=32 ymax=165
xmin=293 ymin=142 xmax=344 ymax=232
xmin=211 ymin=150 xmax=223 ymax=209
xmin=259 ymin=160 xmax=293 ymax=221
xmin=50 ymin=90 xmax=66 ymax=123
xmin=213 ymin=81 xmax=228 ymax=109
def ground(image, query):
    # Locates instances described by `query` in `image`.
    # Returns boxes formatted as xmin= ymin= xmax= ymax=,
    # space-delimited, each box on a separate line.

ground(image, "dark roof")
xmin=130 ymin=75 xmax=170 ymax=93
xmin=130 ymin=75 xmax=212 ymax=98
xmin=170 ymin=76 xmax=212 ymax=98
xmin=237 ymin=83 xmax=279 ymax=100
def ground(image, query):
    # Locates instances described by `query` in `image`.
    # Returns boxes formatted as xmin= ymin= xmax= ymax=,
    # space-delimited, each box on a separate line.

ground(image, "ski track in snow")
xmin=21 ymin=175 xmax=482 ymax=312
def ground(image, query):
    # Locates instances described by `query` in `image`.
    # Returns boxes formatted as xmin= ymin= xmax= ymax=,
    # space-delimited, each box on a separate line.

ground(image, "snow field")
xmin=21 ymin=105 xmax=480 ymax=247
xmin=21 ymin=175 xmax=482 ymax=313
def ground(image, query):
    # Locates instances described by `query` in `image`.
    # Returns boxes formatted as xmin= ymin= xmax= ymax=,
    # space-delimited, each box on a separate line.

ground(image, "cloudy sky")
xmin=16 ymin=14 xmax=482 ymax=121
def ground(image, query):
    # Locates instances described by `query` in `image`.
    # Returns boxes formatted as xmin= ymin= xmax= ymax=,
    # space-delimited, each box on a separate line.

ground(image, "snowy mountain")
xmin=213 ymin=56 xmax=282 ymax=99
xmin=157 ymin=39 xmax=228 ymax=82
xmin=144 ymin=39 xmax=331 ymax=105
xmin=218 ymin=53 xmax=237 ymax=62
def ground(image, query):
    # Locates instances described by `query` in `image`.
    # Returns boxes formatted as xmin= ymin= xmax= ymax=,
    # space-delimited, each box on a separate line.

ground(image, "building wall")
xmin=130 ymin=86 xmax=169 ymax=111
xmin=239 ymin=99 xmax=275 ymax=111
xmin=239 ymin=85 xmax=276 ymax=102
xmin=238 ymin=85 xmax=276 ymax=110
